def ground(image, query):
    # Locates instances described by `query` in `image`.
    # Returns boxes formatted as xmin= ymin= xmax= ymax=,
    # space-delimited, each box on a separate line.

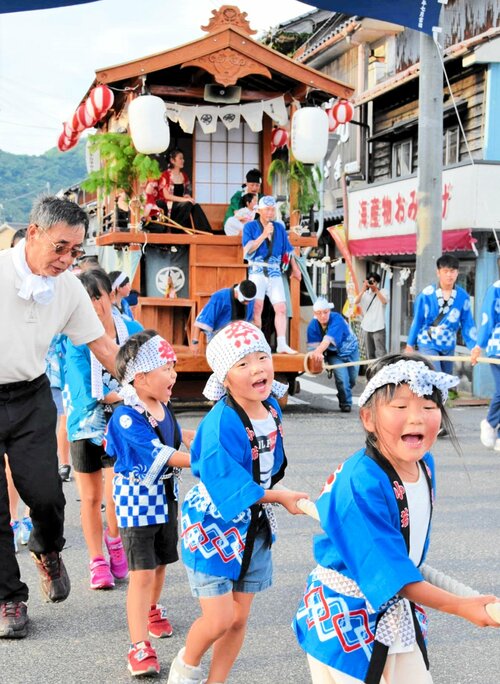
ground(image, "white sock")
xmin=277 ymin=336 xmax=287 ymax=348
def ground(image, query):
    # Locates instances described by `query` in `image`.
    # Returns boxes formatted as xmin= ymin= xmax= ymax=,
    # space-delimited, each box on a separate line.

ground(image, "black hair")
xmin=245 ymin=168 xmax=262 ymax=184
xmin=436 ymin=254 xmax=459 ymax=270
xmin=115 ymin=329 xmax=158 ymax=383
xmin=239 ymin=192 xmax=257 ymax=209
xmin=168 ymin=148 xmax=184 ymax=168
xmin=108 ymin=270 xmax=130 ymax=290
xmin=366 ymin=272 xmax=381 ymax=283
xmin=238 ymin=279 xmax=257 ymax=299
xmin=361 ymin=352 xmax=460 ymax=453
xmin=11 ymin=228 xmax=27 ymax=247
xmin=78 ymin=269 xmax=112 ymax=299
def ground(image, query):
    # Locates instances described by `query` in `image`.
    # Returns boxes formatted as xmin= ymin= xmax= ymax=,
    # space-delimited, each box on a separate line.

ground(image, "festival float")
xmin=61 ymin=5 xmax=354 ymax=401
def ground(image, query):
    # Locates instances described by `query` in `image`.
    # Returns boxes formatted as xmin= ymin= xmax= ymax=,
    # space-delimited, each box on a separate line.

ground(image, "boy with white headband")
xmin=168 ymin=320 xmax=308 ymax=684
xmin=294 ymin=353 xmax=499 ymax=684
xmin=104 ymin=330 xmax=194 ymax=677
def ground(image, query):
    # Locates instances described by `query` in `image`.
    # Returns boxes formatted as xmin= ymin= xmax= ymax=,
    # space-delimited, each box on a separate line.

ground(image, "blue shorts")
xmin=185 ymin=528 xmax=273 ymax=597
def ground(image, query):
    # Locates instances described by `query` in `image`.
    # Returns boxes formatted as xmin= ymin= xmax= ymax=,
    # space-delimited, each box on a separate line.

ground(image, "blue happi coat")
xmin=242 ymin=219 xmax=293 ymax=278
xmin=65 ymin=317 xmax=142 ymax=445
xmin=195 ymin=287 xmax=254 ymax=340
xmin=293 ymin=448 xmax=435 ymax=681
xmin=407 ymin=284 xmax=476 ymax=352
xmin=105 ymin=403 xmax=182 ymax=528
xmin=181 ymin=395 xmax=285 ymax=580
xmin=307 ymin=313 xmax=359 ymax=358
xmin=477 ymin=280 xmax=500 ymax=357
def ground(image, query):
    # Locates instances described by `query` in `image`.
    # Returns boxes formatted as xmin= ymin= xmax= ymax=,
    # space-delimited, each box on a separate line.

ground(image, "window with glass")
xmin=194 ymin=123 xmax=260 ymax=204
xmin=443 ymin=126 xmax=460 ymax=166
xmin=392 ymin=139 xmax=412 ymax=178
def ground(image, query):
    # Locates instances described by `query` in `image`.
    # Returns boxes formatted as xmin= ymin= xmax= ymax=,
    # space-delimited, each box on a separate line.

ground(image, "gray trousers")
xmin=363 ymin=328 xmax=387 ymax=360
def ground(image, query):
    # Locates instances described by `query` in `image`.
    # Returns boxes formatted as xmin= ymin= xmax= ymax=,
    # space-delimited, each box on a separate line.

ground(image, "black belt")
xmin=0 ymin=374 xmax=46 ymax=393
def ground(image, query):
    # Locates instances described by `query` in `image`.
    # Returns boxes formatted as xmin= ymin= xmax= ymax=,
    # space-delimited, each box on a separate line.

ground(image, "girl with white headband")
xmin=108 ymin=270 xmax=134 ymax=321
xmin=293 ymin=353 xmax=499 ymax=684
xmin=104 ymin=329 xmax=194 ymax=677
xmin=168 ymin=320 xmax=308 ymax=684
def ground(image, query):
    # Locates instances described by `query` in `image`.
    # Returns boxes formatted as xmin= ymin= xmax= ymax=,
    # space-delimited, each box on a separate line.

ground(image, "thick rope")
xmin=279 ymin=487 xmax=500 ymax=623
xmin=303 ymin=353 xmax=500 ymax=375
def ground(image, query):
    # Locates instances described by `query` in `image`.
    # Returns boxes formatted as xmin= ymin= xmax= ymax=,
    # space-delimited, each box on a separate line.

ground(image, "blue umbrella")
xmin=1 ymin=0 xmax=100 ymax=13
xmin=299 ymin=0 xmax=443 ymax=35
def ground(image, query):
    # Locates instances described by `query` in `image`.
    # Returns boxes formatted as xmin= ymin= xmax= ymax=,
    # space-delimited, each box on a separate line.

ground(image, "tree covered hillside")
xmin=0 ymin=141 xmax=87 ymax=224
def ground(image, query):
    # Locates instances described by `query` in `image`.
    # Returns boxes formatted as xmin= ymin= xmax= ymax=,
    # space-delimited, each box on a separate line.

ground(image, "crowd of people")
xmin=2 ymin=193 xmax=500 ymax=684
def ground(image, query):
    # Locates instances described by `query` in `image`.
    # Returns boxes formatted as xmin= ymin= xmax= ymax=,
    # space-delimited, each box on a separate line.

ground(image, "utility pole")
xmin=415 ymin=29 xmax=443 ymax=293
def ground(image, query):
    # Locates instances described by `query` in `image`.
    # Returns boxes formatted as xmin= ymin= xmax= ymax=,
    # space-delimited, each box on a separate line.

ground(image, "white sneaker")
xmin=494 ymin=438 xmax=500 ymax=452
xmin=167 ymin=648 xmax=203 ymax=684
xmin=480 ymin=419 xmax=496 ymax=448
xmin=276 ymin=343 xmax=298 ymax=355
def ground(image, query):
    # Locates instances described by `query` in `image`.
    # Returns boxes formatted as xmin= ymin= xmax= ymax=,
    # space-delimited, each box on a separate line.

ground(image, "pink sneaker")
xmin=104 ymin=531 xmax=128 ymax=580
xmin=89 ymin=556 xmax=115 ymax=590
xmin=148 ymin=604 xmax=173 ymax=638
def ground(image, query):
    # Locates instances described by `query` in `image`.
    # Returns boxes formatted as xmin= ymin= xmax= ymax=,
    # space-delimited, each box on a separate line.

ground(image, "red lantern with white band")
xmin=331 ymin=99 xmax=354 ymax=125
xmin=326 ymin=107 xmax=339 ymax=133
xmin=57 ymin=84 xmax=115 ymax=152
xmin=271 ymin=126 xmax=289 ymax=153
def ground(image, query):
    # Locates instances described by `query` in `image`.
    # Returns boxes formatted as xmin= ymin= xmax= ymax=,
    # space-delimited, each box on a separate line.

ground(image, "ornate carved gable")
xmin=181 ymin=48 xmax=271 ymax=87
xmin=201 ymin=5 xmax=256 ymax=36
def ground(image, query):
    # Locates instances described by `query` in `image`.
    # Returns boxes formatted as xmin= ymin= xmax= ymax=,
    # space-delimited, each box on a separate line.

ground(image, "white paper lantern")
xmin=128 ymin=95 xmax=170 ymax=154
xmin=291 ymin=107 xmax=329 ymax=164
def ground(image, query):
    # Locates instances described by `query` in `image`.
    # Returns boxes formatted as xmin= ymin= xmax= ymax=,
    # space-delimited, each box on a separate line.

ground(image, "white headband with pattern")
xmin=358 ymin=359 xmax=459 ymax=408
xmin=122 ymin=335 xmax=176 ymax=385
xmin=203 ymin=321 xmax=287 ymax=401
xmin=112 ymin=272 xmax=128 ymax=291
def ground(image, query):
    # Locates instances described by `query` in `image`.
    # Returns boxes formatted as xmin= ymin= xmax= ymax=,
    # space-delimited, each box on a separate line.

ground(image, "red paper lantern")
xmin=270 ymin=126 xmax=289 ymax=154
xmin=326 ymin=107 xmax=339 ymax=133
xmin=57 ymin=129 xmax=80 ymax=152
xmin=84 ymin=85 xmax=115 ymax=127
xmin=331 ymin=99 xmax=354 ymax=125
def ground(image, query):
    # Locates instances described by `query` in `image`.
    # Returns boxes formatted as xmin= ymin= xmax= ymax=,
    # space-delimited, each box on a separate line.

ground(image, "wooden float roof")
xmin=88 ymin=5 xmax=353 ymax=106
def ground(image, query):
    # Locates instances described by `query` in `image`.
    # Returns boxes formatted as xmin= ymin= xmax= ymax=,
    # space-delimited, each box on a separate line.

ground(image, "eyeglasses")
xmin=36 ymin=225 xmax=85 ymax=260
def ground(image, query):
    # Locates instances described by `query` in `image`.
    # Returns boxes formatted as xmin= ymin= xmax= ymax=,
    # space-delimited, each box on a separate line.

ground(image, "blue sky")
xmin=0 ymin=0 xmax=308 ymax=156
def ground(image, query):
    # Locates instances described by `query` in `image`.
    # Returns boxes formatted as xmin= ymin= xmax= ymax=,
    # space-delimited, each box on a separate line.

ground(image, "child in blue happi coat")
xmin=293 ymin=353 xmax=499 ymax=684
xmin=104 ymin=330 xmax=193 ymax=677
xmin=168 ymin=320 xmax=308 ymax=684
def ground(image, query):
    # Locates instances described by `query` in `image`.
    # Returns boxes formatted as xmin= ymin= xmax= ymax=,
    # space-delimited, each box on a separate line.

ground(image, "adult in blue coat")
xmin=307 ymin=297 xmax=360 ymax=412
xmin=190 ymin=280 xmax=257 ymax=353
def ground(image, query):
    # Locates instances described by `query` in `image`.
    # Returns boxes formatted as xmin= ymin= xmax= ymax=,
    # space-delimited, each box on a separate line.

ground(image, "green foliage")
xmin=81 ymin=133 xmax=161 ymax=196
xmin=0 ymin=141 xmax=87 ymax=224
xmin=261 ymin=29 xmax=312 ymax=56
xmin=268 ymin=157 xmax=322 ymax=215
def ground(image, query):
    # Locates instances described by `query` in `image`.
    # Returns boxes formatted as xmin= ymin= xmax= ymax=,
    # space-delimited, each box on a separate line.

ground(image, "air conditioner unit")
xmin=344 ymin=161 xmax=361 ymax=174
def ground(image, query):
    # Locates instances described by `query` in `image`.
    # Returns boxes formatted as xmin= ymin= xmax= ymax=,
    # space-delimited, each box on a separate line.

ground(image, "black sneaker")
xmin=58 ymin=464 xmax=71 ymax=482
xmin=31 ymin=552 xmax=71 ymax=603
xmin=0 ymin=601 xmax=28 ymax=639
xmin=340 ymin=405 xmax=352 ymax=413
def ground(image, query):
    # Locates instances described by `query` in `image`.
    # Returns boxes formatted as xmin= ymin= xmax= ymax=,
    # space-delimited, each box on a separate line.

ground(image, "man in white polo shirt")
xmin=354 ymin=271 xmax=389 ymax=360
xmin=0 ymin=196 xmax=118 ymax=639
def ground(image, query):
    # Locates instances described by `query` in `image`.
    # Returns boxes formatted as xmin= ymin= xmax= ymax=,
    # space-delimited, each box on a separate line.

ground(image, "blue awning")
xmin=1 ymin=1 xmax=100 ymax=13
xmin=299 ymin=1 xmax=443 ymax=35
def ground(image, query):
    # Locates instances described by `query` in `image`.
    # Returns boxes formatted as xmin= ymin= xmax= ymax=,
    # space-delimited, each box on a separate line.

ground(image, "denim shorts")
xmin=185 ymin=528 xmax=273 ymax=597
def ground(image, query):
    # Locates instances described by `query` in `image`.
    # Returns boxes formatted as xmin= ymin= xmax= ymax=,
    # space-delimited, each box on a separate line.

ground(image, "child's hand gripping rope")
xmin=278 ymin=486 xmax=500 ymax=625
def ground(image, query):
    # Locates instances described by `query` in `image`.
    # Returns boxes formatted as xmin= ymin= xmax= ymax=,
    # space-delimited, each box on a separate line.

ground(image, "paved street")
xmin=2 ymin=377 xmax=500 ymax=684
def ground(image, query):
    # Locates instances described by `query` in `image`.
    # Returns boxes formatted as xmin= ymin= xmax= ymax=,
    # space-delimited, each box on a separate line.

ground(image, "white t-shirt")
xmin=251 ymin=412 xmax=277 ymax=489
xmin=0 ymin=248 xmax=104 ymax=383
xmin=224 ymin=216 xmax=244 ymax=236
xmin=360 ymin=288 xmax=389 ymax=333
xmin=403 ymin=467 xmax=431 ymax=566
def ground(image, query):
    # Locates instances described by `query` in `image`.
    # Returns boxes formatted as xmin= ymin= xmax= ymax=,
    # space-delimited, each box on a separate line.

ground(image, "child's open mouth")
xmin=401 ymin=433 xmax=424 ymax=446
xmin=252 ymin=378 xmax=267 ymax=390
